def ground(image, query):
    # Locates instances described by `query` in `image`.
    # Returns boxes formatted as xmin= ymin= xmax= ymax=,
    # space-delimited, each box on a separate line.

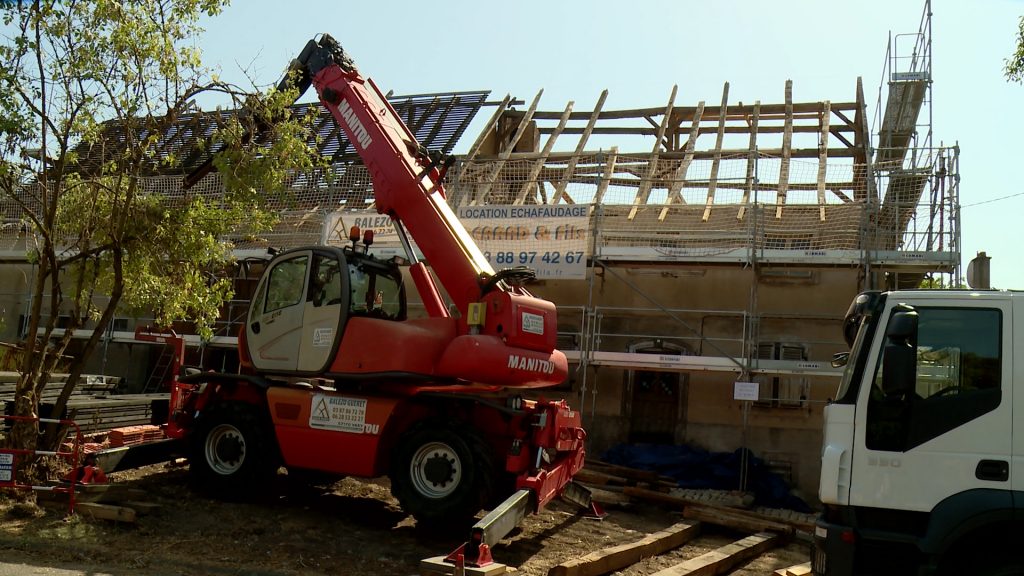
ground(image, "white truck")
xmin=813 ymin=290 xmax=1022 ymax=576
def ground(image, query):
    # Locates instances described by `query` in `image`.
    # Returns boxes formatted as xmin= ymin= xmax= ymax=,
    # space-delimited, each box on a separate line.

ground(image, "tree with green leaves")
xmin=1007 ymin=15 xmax=1024 ymax=83
xmin=0 ymin=0 xmax=320 ymax=477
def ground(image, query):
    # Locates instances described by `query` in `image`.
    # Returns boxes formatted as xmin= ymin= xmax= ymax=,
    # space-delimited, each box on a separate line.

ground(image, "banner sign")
xmin=323 ymin=210 xmax=410 ymax=259
xmin=457 ymin=204 xmax=590 ymax=279
xmin=325 ymin=205 xmax=591 ymax=279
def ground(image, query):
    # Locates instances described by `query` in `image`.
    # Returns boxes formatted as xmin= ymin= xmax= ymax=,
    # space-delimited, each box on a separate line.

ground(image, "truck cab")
xmin=814 ymin=290 xmax=1023 ymax=575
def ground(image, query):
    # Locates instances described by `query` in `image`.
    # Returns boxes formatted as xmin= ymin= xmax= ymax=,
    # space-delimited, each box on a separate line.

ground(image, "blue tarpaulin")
xmin=601 ymin=443 xmax=811 ymax=513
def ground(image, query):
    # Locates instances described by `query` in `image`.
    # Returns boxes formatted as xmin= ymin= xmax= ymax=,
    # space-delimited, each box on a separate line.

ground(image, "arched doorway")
xmin=625 ymin=340 xmax=689 ymax=444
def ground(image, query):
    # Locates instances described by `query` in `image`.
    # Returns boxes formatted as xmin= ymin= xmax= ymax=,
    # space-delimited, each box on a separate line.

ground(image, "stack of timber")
xmin=577 ymin=459 xmax=814 ymax=535
xmin=0 ymin=371 xmax=168 ymax=435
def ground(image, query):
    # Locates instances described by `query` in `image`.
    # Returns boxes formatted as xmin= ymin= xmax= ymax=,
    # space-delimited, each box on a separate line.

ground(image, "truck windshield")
xmin=835 ymin=318 xmax=871 ymax=402
xmin=832 ymin=292 xmax=883 ymax=404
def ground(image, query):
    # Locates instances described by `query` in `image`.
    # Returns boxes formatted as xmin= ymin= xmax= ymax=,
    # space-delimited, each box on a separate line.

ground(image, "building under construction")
xmin=0 ymin=5 xmax=956 ymax=501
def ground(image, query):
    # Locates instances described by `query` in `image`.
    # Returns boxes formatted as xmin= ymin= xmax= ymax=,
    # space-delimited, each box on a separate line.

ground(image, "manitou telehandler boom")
xmin=166 ymin=34 xmax=589 ymax=547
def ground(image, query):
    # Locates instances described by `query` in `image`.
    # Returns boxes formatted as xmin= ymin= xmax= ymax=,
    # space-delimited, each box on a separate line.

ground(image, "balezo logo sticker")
xmin=312 ymin=327 xmax=334 ymax=347
xmin=308 ymin=394 xmax=379 ymax=434
xmin=521 ymin=312 xmax=544 ymax=335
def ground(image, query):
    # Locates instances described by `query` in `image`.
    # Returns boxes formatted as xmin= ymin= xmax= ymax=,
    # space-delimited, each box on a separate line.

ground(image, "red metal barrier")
xmin=1 ymin=415 xmax=83 ymax=515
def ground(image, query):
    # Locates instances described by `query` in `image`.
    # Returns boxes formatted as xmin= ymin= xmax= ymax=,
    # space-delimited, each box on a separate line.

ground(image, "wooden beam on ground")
xmin=817 ymin=100 xmax=830 ymax=222
xmin=516 ymin=101 xmax=574 ymax=204
xmin=593 ymin=147 xmax=618 ymax=205
xmin=76 ymin=502 xmax=137 ymax=523
xmin=552 ymin=90 xmax=608 ymax=204
xmin=774 ymin=562 xmax=812 ymax=576
xmin=775 ymin=80 xmax=794 ymax=219
xmin=574 ymin=468 xmax=629 ymax=486
xmin=629 ymin=85 xmax=677 ymax=220
xmin=703 ymin=82 xmax=730 ymax=222
xmin=738 ymin=101 xmax=760 ymax=220
xmin=659 ymin=101 xmax=705 ymax=221
xmin=683 ymin=504 xmax=794 ymax=536
xmin=547 ymin=522 xmax=701 ymax=576
xmin=581 ymin=485 xmax=633 ymax=506
xmin=621 ymin=487 xmax=809 ymax=534
xmin=584 ymin=459 xmax=675 ymax=484
xmin=649 ymin=532 xmax=780 ymax=576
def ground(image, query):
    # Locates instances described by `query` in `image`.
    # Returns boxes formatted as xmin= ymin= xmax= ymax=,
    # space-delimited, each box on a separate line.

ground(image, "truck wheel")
xmin=389 ymin=422 xmax=495 ymax=529
xmin=189 ymin=402 xmax=279 ymax=499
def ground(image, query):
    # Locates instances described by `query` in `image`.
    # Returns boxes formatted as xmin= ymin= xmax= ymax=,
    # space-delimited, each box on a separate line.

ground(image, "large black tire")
xmin=389 ymin=421 xmax=496 ymax=529
xmin=189 ymin=402 xmax=279 ymax=499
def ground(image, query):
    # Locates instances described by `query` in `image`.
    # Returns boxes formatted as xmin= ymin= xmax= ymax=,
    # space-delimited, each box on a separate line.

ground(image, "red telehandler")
xmin=165 ymin=34 xmax=593 ymax=565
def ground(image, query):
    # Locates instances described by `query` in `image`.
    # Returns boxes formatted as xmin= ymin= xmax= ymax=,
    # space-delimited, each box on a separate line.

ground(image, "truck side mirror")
xmin=831 ymin=352 xmax=849 ymax=368
xmin=882 ymin=311 xmax=918 ymax=397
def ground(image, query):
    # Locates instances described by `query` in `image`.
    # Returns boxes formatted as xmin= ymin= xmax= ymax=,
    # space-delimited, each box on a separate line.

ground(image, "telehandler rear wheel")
xmin=389 ymin=421 xmax=495 ymax=529
xmin=189 ymin=402 xmax=279 ymax=499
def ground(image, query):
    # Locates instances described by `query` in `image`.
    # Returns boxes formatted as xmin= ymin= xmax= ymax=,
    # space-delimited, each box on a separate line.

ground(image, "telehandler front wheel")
xmin=189 ymin=402 xmax=279 ymax=499
xmin=389 ymin=422 xmax=495 ymax=529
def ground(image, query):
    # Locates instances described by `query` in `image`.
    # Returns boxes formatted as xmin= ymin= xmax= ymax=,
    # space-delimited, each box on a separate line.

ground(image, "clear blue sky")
xmin=196 ymin=0 xmax=1023 ymax=288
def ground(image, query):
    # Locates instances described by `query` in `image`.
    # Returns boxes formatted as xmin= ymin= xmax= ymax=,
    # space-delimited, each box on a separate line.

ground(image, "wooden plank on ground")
xmin=574 ymin=468 xmax=629 ymax=486
xmin=683 ymin=504 xmax=793 ymax=536
xmin=547 ymin=522 xmax=701 ymax=576
xmin=649 ymin=532 xmax=780 ymax=576
xmin=621 ymin=487 xmax=806 ymax=534
xmin=120 ymin=500 xmax=161 ymax=515
xmin=584 ymin=459 xmax=674 ymax=484
xmin=774 ymin=562 xmax=812 ymax=576
xmin=76 ymin=502 xmax=137 ymax=523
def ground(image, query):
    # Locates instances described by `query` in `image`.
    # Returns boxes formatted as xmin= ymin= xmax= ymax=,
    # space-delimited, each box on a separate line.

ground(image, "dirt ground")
xmin=0 ymin=464 xmax=811 ymax=576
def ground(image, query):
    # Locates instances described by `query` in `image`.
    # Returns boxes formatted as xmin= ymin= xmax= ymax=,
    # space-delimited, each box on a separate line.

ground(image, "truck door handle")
xmin=975 ymin=459 xmax=1008 ymax=482
xmin=251 ymin=322 xmax=260 ymax=334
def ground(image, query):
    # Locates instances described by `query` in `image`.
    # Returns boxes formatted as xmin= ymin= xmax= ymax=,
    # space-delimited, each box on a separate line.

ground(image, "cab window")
xmin=348 ymin=261 xmax=402 ymax=319
xmin=309 ymin=254 xmax=343 ymax=307
xmin=867 ymin=307 xmax=1002 ymax=451
xmin=264 ymin=256 xmax=308 ymax=313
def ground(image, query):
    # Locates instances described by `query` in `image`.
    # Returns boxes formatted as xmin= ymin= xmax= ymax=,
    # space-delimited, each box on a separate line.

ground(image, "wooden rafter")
xmin=552 ymin=90 xmax=608 ymax=204
xmin=463 ymin=93 xmax=512 ymax=163
xmin=593 ymin=147 xmax=619 ymax=205
xmin=515 ymin=101 xmax=573 ymax=205
xmin=658 ymin=101 xmax=705 ymax=221
xmin=737 ymin=101 xmax=760 ymax=220
xmin=852 ymin=77 xmax=873 ymax=200
xmin=471 ymin=91 xmax=542 ymax=205
xmin=775 ymin=80 xmax=794 ymax=219
xmin=629 ymin=85 xmax=678 ymax=220
xmin=702 ymin=82 xmax=730 ymax=222
xmin=817 ymin=100 xmax=831 ymax=221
